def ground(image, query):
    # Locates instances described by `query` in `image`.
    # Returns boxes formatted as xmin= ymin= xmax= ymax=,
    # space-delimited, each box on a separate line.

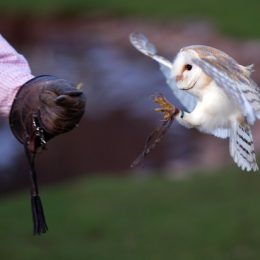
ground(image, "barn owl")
xmin=130 ymin=32 xmax=260 ymax=172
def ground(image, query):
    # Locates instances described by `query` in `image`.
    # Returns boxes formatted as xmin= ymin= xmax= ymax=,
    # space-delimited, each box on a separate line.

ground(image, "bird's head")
xmin=171 ymin=46 xmax=212 ymax=98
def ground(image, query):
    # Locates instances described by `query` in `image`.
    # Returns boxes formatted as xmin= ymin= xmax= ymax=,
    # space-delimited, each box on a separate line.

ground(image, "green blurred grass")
xmin=1 ymin=170 xmax=260 ymax=259
xmin=0 ymin=0 xmax=260 ymax=38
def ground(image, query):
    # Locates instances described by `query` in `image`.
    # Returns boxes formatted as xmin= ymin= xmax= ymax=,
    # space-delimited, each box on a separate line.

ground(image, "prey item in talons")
xmin=131 ymin=94 xmax=178 ymax=168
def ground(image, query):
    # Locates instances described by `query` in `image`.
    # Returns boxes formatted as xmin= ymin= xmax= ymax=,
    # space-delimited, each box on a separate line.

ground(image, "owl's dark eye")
xmin=185 ymin=64 xmax=193 ymax=71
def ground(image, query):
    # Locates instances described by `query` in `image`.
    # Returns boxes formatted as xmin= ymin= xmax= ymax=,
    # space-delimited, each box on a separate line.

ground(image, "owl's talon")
xmin=154 ymin=108 xmax=165 ymax=113
xmin=153 ymin=94 xmax=178 ymax=121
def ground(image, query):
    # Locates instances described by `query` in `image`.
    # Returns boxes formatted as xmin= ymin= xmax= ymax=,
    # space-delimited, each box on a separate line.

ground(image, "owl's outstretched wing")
xmin=193 ymin=57 xmax=260 ymax=125
xmin=129 ymin=33 xmax=172 ymax=68
xmin=130 ymin=33 xmax=197 ymax=112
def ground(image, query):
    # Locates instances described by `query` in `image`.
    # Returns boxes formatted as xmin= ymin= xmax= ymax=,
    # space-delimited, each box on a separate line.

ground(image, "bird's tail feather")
xmin=229 ymin=123 xmax=258 ymax=172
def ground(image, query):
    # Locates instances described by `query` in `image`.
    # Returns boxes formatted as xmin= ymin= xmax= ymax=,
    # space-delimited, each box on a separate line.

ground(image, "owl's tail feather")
xmin=229 ymin=123 xmax=258 ymax=172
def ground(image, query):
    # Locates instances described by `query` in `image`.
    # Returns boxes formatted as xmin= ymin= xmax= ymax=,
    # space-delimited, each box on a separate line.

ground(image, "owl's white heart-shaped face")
xmin=171 ymin=48 xmax=212 ymax=97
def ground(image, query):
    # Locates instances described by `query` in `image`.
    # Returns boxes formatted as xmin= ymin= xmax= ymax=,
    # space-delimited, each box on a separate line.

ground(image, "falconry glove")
xmin=9 ymin=75 xmax=86 ymax=235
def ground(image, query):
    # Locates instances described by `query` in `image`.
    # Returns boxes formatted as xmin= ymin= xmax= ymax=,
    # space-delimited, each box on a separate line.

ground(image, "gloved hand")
xmin=9 ymin=75 xmax=86 ymax=153
xmin=9 ymin=75 xmax=86 ymax=235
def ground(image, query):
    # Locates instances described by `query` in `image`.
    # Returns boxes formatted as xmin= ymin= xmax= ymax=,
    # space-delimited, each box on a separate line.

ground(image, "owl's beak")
xmin=175 ymin=74 xmax=183 ymax=82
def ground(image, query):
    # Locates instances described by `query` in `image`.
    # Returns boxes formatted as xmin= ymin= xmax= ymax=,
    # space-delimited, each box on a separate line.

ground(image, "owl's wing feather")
xmin=130 ymin=33 xmax=172 ymax=68
xmin=193 ymin=57 xmax=260 ymax=125
xmin=229 ymin=123 xmax=258 ymax=171
xmin=202 ymin=128 xmax=230 ymax=139
xmin=130 ymin=33 xmax=197 ymax=112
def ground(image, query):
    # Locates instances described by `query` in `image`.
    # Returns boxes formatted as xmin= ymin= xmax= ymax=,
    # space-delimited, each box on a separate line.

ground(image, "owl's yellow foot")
xmin=153 ymin=94 xmax=179 ymax=121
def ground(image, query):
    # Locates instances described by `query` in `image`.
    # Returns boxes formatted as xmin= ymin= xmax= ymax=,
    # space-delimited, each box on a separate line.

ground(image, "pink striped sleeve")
xmin=0 ymin=34 xmax=34 ymax=117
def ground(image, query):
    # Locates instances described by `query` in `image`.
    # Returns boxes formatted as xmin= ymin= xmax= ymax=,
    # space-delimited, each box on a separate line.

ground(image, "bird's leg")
xmin=175 ymin=109 xmax=201 ymax=129
xmin=174 ymin=111 xmax=192 ymax=128
xmin=153 ymin=94 xmax=200 ymax=129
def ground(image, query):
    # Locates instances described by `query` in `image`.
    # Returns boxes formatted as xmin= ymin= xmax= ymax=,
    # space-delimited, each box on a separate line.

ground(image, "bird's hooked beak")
xmin=175 ymin=74 xmax=184 ymax=82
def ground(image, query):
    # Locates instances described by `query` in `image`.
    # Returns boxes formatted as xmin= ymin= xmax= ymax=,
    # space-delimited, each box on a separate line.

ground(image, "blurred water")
xmin=26 ymin=43 xmax=193 ymax=159
xmin=26 ymin=44 xmax=179 ymax=118
xmin=0 ymin=124 xmax=21 ymax=168
xmin=0 ymin=32 xmax=232 ymax=190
